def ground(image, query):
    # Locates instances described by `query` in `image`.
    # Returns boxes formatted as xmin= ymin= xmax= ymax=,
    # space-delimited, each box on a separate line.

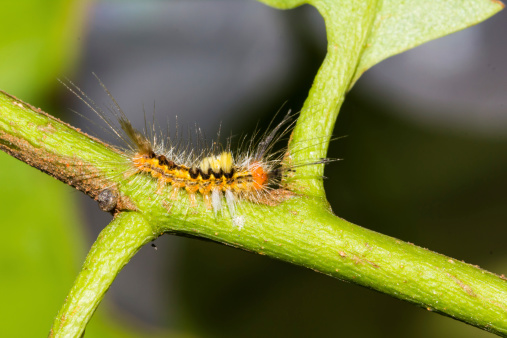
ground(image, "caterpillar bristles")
xmin=61 ymin=74 xmax=335 ymax=229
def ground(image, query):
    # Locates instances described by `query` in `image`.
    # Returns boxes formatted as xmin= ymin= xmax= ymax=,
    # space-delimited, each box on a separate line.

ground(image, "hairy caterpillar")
xmin=63 ymin=75 xmax=333 ymax=229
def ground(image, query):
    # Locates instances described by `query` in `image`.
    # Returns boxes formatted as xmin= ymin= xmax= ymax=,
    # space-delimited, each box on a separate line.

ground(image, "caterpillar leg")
xmin=170 ymin=187 xmax=180 ymax=200
xmin=185 ymin=184 xmax=199 ymax=208
xmin=188 ymin=193 xmax=197 ymax=208
xmin=203 ymin=193 xmax=213 ymax=210
xmin=156 ymin=178 xmax=166 ymax=194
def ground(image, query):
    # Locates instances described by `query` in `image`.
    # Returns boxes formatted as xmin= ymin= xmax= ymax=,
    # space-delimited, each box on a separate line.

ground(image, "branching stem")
xmin=0 ymin=0 xmax=506 ymax=336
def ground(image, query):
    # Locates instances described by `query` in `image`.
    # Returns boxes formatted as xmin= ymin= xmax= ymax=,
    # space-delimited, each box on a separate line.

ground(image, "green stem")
xmin=156 ymin=199 xmax=507 ymax=336
xmin=1 ymin=91 xmax=506 ymax=335
xmin=1 ymin=0 xmax=506 ymax=334
xmin=49 ymin=212 xmax=156 ymax=337
xmin=290 ymin=1 xmax=379 ymax=195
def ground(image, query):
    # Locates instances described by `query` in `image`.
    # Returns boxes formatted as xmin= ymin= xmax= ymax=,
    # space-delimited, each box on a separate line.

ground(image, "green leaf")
xmin=0 ymin=1 xmax=86 ymax=336
xmin=0 ymin=1 xmax=84 ymax=102
xmin=0 ymin=153 xmax=83 ymax=337
xmin=351 ymin=0 xmax=504 ymax=87
xmin=255 ymin=0 xmax=504 ymax=194
xmin=260 ymin=0 xmax=504 ymax=89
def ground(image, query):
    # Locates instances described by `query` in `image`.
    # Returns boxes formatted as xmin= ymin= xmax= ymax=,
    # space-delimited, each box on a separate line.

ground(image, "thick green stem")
xmin=0 ymin=0 xmax=505 ymax=335
xmin=1 ymin=90 xmax=507 ymax=335
xmin=155 ymin=199 xmax=507 ymax=335
xmin=49 ymin=212 xmax=156 ymax=337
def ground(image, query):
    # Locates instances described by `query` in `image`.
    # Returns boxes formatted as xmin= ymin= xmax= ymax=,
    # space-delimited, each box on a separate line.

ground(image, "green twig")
xmin=49 ymin=212 xmax=155 ymax=337
xmin=1 ymin=86 xmax=507 ymax=335
xmin=0 ymin=0 xmax=506 ymax=336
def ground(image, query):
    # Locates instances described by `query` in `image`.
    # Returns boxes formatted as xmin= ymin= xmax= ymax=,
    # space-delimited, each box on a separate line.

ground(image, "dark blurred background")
xmin=1 ymin=1 xmax=506 ymax=337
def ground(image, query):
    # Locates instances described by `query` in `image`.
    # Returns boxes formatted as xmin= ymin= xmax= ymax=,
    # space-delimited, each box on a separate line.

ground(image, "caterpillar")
xmin=63 ymin=75 xmax=333 ymax=229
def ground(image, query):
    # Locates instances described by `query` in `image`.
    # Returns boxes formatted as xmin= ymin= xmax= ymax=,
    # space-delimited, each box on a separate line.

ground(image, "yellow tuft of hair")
xmin=199 ymin=152 xmax=233 ymax=174
xmin=199 ymin=157 xmax=211 ymax=173
xmin=219 ymin=152 xmax=233 ymax=173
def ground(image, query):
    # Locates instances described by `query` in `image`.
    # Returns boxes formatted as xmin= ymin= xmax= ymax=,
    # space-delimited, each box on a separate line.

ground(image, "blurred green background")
xmin=1 ymin=1 xmax=506 ymax=337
